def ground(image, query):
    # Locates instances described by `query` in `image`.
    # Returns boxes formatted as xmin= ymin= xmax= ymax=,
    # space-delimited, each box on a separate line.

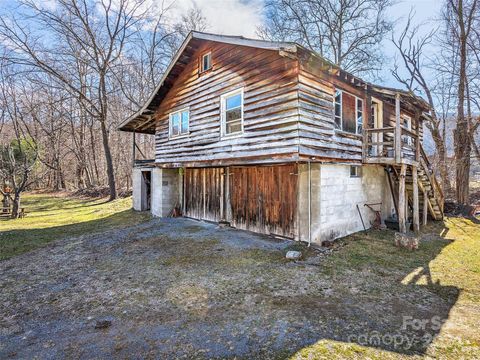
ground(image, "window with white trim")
xmin=401 ymin=114 xmax=412 ymax=145
xmin=200 ymin=52 xmax=212 ymax=73
xmin=169 ymin=108 xmax=189 ymax=138
xmin=221 ymin=88 xmax=243 ymax=136
xmin=334 ymin=90 xmax=342 ymax=130
xmin=334 ymin=89 xmax=364 ymax=134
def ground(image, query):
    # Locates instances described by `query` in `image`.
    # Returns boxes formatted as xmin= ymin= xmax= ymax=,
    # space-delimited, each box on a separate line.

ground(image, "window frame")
xmin=334 ymin=88 xmax=364 ymax=135
xmin=401 ymin=114 xmax=412 ymax=145
xmin=334 ymin=89 xmax=342 ymax=130
xmin=220 ymin=87 xmax=244 ymax=138
xmin=350 ymin=165 xmax=362 ymax=178
xmin=168 ymin=107 xmax=190 ymax=139
xmin=200 ymin=52 xmax=212 ymax=73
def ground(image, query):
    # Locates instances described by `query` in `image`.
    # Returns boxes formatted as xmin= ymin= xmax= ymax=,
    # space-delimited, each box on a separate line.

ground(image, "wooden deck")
xmin=362 ymin=123 xmax=444 ymax=230
xmin=362 ymin=125 xmax=420 ymax=166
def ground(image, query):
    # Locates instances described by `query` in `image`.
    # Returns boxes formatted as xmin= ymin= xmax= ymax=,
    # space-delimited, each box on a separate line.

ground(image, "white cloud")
xmin=173 ymin=0 xmax=264 ymax=38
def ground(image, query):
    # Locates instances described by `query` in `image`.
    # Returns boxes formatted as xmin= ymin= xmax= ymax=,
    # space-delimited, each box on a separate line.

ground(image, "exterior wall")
xmin=154 ymin=41 xmax=300 ymax=166
xmin=298 ymin=163 xmax=394 ymax=245
xmin=297 ymin=163 xmax=321 ymax=242
xmin=151 ymin=168 xmax=180 ymax=217
xmin=132 ymin=168 xmax=143 ymax=211
xmin=297 ymin=67 xmax=364 ymax=162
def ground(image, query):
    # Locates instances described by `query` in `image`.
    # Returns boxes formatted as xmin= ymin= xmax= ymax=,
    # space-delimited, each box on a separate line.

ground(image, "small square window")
xmin=350 ymin=166 xmax=361 ymax=178
xmin=200 ymin=52 xmax=211 ymax=73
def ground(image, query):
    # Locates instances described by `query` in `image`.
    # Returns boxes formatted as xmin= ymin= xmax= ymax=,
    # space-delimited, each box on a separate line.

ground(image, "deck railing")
xmin=362 ymin=126 xmax=420 ymax=165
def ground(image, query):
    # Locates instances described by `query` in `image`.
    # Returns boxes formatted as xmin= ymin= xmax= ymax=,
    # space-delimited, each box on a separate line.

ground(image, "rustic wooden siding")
xmin=154 ymin=41 xmax=300 ymax=166
xmin=296 ymin=47 xmax=424 ymax=162
xmin=184 ymin=167 xmax=224 ymax=222
xmin=229 ymin=164 xmax=297 ymax=238
xmin=296 ymin=64 xmax=365 ymax=161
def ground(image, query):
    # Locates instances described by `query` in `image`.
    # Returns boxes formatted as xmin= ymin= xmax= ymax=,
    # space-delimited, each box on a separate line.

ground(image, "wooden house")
xmin=119 ymin=32 xmax=444 ymax=244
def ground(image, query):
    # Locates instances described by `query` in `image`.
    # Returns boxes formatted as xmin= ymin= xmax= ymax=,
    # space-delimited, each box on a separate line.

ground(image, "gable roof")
xmin=118 ymin=31 xmax=430 ymax=134
xmin=118 ymin=31 xmax=297 ymax=134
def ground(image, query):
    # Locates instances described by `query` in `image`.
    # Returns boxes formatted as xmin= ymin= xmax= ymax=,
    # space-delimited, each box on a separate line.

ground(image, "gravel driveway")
xmin=0 ymin=218 xmax=457 ymax=359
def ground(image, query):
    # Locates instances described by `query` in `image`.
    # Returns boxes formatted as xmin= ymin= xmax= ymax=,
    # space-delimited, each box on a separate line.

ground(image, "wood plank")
xmin=399 ymin=164 xmax=407 ymax=233
xmin=423 ymin=188 xmax=428 ymax=226
xmin=412 ymin=165 xmax=420 ymax=233
xmin=395 ymin=94 xmax=401 ymax=163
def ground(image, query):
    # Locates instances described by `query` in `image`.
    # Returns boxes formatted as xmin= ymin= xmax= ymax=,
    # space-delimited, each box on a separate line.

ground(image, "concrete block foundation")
xmin=132 ymin=167 xmax=180 ymax=217
xmin=298 ymin=163 xmax=394 ymax=245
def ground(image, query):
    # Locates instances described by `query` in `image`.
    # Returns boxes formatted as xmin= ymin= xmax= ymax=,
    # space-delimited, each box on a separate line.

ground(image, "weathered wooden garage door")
xmin=184 ymin=168 xmax=224 ymax=222
xmin=229 ymin=164 xmax=297 ymax=238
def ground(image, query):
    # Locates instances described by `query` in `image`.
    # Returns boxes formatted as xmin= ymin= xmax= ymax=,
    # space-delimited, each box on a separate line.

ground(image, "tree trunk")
xmin=431 ymin=127 xmax=452 ymax=194
xmin=453 ymin=0 xmax=470 ymax=206
xmin=11 ymin=193 xmax=20 ymax=219
xmin=99 ymin=116 xmax=117 ymax=201
xmin=99 ymin=72 xmax=117 ymax=201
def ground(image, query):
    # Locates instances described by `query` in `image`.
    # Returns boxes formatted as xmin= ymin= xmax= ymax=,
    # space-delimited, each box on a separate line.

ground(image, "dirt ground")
xmin=0 ymin=218 xmax=473 ymax=359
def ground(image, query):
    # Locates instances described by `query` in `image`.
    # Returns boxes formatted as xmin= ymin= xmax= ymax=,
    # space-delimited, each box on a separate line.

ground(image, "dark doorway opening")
xmin=141 ymin=171 xmax=151 ymax=211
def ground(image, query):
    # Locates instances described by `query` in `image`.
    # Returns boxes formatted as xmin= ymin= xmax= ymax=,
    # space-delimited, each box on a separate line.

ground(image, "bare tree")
xmin=0 ymin=0 xmax=153 ymax=200
xmin=391 ymin=13 xmax=453 ymax=194
xmin=0 ymin=63 xmax=38 ymax=218
xmin=258 ymin=0 xmax=394 ymax=78
xmin=0 ymin=1 xmax=208 ymax=196
xmin=445 ymin=0 xmax=479 ymax=205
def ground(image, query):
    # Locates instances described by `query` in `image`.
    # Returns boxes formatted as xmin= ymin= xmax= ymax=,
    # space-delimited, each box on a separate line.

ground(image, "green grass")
xmin=0 ymin=192 xmax=151 ymax=260
xmin=290 ymin=217 xmax=480 ymax=359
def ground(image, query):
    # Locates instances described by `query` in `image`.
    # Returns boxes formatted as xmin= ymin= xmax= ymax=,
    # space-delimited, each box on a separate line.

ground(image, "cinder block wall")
xmin=132 ymin=168 xmax=143 ymax=211
xmin=151 ymin=168 xmax=180 ymax=217
xmin=298 ymin=163 xmax=394 ymax=245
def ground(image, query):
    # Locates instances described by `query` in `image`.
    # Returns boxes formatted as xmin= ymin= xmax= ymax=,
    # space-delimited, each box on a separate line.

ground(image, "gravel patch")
xmin=0 ymin=218 xmax=457 ymax=359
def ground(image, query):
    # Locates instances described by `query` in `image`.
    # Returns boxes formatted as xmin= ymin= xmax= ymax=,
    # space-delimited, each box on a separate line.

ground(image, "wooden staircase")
xmin=387 ymin=146 xmax=444 ymax=221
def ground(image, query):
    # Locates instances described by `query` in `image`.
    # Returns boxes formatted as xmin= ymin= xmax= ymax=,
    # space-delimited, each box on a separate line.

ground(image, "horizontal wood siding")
xmin=297 ymin=67 xmax=364 ymax=161
xmin=154 ymin=41 xmax=300 ymax=165
xmin=296 ymin=47 xmax=424 ymax=162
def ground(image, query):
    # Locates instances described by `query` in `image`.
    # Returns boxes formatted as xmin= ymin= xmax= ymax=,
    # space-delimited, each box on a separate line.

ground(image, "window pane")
xmin=226 ymin=93 xmax=242 ymax=110
xmin=334 ymin=116 xmax=341 ymax=130
xmin=342 ymin=92 xmax=356 ymax=133
xmin=202 ymin=53 xmax=211 ymax=71
xmin=226 ymin=121 xmax=242 ymax=134
xmin=335 ymin=103 xmax=341 ymax=119
xmin=335 ymin=90 xmax=341 ymax=103
xmin=350 ymin=166 xmax=361 ymax=177
xmin=226 ymin=107 xmax=241 ymax=122
xmin=357 ymin=99 xmax=363 ymax=134
xmin=171 ymin=113 xmax=180 ymax=136
xmin=181 ymin=111 xmax=189 ymax=133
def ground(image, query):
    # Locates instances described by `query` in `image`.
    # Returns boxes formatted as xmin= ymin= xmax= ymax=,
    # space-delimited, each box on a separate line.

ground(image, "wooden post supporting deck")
xmin=423 ymin=189 xmax=428 ymax=226
xmin=395 ymin=93 xmax=401 ymax=164
xmin=398 ymin=164 xmax=407 ymax=233
xmin=412 ymin=166 xmax=420 ymax=233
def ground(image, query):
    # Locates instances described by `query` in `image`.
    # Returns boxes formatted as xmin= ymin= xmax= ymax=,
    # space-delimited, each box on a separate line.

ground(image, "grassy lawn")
xmin=0 ymin=192 xmax=150 ymax=260
xmin=291 ymin=217 xmax=480 ymax=359
xmin=0 ymin=193 xmax=479 ymax=359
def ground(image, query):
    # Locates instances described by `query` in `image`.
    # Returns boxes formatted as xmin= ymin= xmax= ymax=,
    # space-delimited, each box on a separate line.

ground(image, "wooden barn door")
xmin=184 ymin=168 xmax=224 ymax=222
xmin=229 ymin=164 xmax=297 ymax=238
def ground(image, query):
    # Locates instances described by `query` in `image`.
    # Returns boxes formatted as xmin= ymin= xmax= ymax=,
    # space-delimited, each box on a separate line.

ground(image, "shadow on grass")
xmin=0 ymin=209 xmax=149 ymax=261
xmin=276 ymin=224 xmax=461 ymax=357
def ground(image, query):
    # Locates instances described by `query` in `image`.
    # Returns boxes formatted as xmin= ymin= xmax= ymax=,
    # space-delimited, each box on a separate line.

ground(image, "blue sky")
xmin=174 ymin=0 xmax=443 ymax=87
xmin=0 ymin=0 xmax=443 ymax=88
